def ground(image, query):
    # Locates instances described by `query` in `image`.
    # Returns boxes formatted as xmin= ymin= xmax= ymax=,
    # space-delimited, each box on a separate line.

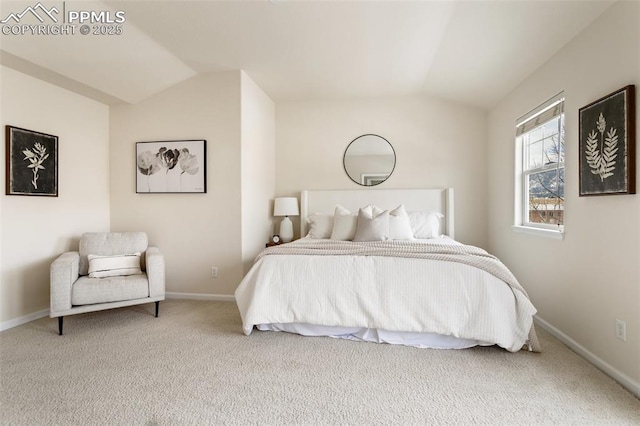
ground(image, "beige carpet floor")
xmin=1 ymin=299 xmax=638 ymax=425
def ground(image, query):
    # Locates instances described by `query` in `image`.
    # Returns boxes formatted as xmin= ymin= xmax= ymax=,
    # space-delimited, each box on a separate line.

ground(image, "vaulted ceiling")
xmin=0 ymin=0 xmax=615 ymax=108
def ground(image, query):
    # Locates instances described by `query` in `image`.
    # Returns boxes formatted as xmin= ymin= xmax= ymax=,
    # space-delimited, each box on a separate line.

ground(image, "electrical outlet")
xmin=211 ymin=267 xmax=218 ymax=279
xmin=615 ymin=319 xmax=626 ymax=342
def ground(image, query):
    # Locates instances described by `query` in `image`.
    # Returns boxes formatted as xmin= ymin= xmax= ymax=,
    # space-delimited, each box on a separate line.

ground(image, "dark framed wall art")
xmin=5 ymin=126 xmax=58 ymax=196
xmin=136 ymin=139 xmax=206 ymax=193
xmin=579 ymin=85 xmax=635 ymax=196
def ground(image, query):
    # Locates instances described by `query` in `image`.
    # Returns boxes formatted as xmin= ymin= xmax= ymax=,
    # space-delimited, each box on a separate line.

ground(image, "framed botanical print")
xmin=136 ymin=140 xmax=206 ymax=193
xmin=578 ymin=85 xmax=635 ymax=196
xmin=5 ymin=126 xmax=58 ymax=196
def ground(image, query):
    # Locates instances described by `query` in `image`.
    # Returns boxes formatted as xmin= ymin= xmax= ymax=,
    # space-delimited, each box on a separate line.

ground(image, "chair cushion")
xmin=88 ymin=253 xmax=142 ymax=278
xmin=72 ymin=274 xmax=150 ymax=306
xmin=79 ymin=232 xmax=148 ymax=276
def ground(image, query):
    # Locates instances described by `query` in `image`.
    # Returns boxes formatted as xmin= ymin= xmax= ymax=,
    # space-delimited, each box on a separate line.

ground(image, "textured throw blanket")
xmin=258 ymin=239 xmax=541 ymax=352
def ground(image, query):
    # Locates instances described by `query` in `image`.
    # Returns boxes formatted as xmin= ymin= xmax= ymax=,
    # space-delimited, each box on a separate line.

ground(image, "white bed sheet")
xmin=256 ymin=322 xmax=493 ymax=349
xmin=235 ymin=238 xmax=537 ymax=352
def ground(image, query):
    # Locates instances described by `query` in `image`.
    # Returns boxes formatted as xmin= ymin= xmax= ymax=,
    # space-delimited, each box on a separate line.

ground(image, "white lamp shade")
xmin=274 ymin=197 xmax=299 ymax=217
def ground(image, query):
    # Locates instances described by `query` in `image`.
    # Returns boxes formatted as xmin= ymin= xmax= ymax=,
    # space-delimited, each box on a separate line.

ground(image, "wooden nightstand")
xmin=266 ymin=239 xmax=297 ymax=248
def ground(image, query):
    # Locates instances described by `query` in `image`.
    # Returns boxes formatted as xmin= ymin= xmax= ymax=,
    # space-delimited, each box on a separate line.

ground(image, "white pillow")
xmin=306 ymin=213 xmax=334 ymax=239
xmin=330 ymin=205 xmax=359 ymax=241
xmin=88 ymin=253 xmax=142 ymax=278
xmin=388 ymin=204 xmax=414 ymax=240
xmin=408 ymin=211 xmax=444 ymax=239
xmin=353 ymin=208 xmax=390 ymax=242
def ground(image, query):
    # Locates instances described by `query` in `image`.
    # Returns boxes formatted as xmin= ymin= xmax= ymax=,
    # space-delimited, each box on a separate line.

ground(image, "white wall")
xmin=276 ymin=96 xmax=487 ymax=246
xmin=487 ymin=1 xmax=639 ymax=387
xmin=0 ymin=66 xmax=110 ymax=324
xmin=240 ymin=71 xmax=276 ymax=273
xmin=110 ymin=71 xmax=244 ymax=296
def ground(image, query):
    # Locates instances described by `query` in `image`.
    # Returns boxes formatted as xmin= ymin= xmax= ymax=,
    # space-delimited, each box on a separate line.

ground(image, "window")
xmin=515 ymin=93 xmax=565 ymax=234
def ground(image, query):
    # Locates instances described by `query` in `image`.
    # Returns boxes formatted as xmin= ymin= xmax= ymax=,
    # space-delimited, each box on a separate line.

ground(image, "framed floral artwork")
xmin=5 ymin=126 xmax=58 ymax=196
xmin=136 ymin=140 xmax=206 ymax=193
xmin=579 ymin=85 xmax=635 ymax=196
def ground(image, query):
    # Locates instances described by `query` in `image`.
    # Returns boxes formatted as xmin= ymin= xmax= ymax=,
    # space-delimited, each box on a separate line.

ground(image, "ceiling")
xmin=0 ymin=0 xmax=615 ymax=109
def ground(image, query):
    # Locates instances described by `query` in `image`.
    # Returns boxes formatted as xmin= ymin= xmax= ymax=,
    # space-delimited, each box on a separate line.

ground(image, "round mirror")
xmin=343 ymin=134 xmax=396 ymax=186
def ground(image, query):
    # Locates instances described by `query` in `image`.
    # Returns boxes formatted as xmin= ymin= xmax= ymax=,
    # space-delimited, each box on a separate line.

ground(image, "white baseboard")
xmin=534 ymin=315 xmax=640 ymax=398
xmin=0 ymin=309 xmax=49 ymax=332
xmin=165 ymin=292 xmax=236 ymax=302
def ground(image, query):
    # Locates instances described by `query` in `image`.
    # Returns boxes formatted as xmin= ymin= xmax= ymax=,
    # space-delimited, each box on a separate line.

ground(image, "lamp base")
xmin=279 ymin=216 xmax=294 ymax=242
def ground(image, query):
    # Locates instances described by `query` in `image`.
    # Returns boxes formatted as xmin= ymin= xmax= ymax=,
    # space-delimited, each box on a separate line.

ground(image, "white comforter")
xmin=235 ymin=238 xmax=538 ymax=352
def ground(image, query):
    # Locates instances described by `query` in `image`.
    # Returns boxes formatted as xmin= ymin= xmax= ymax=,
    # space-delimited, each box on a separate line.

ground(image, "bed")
xmin=235 ymin=188 xmax=540 ymax=353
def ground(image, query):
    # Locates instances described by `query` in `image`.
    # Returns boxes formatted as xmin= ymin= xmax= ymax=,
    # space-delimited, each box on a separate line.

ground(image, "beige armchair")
xmin=50 ymin=232 xmax=165 ymax=335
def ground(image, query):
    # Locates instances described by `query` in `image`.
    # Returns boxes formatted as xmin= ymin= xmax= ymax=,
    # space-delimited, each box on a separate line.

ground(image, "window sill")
xmin=512 ymin=225 xmax=564 ymax=240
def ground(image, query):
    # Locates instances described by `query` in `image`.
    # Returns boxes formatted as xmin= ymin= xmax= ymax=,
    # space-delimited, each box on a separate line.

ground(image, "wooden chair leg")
xmin=155 ymin=301 xmax=159 ymax=318
xmin=58 ymin=317 xmax=63 ymax=336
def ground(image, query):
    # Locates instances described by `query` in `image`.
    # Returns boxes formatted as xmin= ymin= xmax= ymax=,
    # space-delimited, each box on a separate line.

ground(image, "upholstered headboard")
xmin=300 ymin=188 xmax=454 ymax=238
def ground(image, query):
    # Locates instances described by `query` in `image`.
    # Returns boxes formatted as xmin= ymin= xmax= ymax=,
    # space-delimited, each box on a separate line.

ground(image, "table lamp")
xmin=273 ymin=197 xmax=299 ymax=243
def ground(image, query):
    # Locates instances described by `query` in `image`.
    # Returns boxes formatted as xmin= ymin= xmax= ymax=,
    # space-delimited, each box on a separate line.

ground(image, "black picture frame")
xmin=579 ymin=85 xmax=635 ymax=196
xmin=136 ymin=140 xmax=207 ymax=194
xmin=5 ymin=126 xmax=58 ymax=197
